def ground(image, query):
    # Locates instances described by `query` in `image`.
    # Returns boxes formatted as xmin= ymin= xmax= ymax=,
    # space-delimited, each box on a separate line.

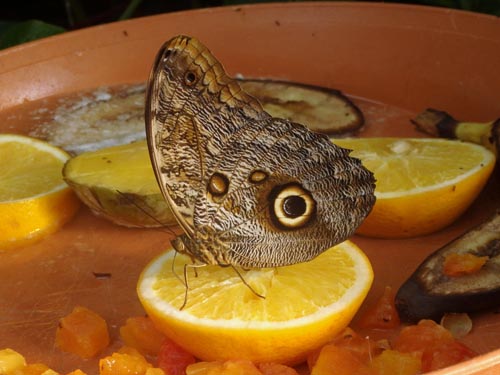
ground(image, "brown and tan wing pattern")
xmin=146 ymin=35 xmax=375 ymax=267
xmin=145 ymin=35 xmax=269 ymax=237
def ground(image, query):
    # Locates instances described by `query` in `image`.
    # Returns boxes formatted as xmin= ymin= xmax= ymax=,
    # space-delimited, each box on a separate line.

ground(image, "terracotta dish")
xmin=0 ymin=2 xmax=499 ymax=374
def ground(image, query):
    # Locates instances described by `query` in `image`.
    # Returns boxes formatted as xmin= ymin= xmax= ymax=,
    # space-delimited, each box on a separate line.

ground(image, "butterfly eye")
xmin=269 ymin=183 xmax=316 ymax=230
xmin=184 ymin=71 xmax=198 ymax=86
xmin=208 ymin=172 xmax=229 ymax=197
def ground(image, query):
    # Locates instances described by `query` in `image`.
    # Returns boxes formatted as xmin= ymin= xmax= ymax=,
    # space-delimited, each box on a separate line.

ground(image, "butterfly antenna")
xmin=230 ymin=265 xmax=266 ymax=300
xmin=116 ymin=190 xmax=176 ymax=236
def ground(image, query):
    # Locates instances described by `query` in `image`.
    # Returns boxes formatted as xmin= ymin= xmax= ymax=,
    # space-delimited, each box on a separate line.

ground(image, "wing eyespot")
xmin=248 ymin=169 xmax=269 ymax=184
xmin=184 ymin=71 xmax=198 ymax=86
xmin=208 ymin=172 xmax=229 ymax=197
xmin=269 ymin=183 xmax=316 ymax=230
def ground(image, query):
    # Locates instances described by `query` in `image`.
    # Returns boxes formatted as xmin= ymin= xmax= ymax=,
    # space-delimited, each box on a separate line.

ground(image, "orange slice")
xmin=332 ymin=137 xmax=496 ymax=238
xmin=137 ymin=241 xmax=373 ymax=365
xmin=0 ymin=134 xmax=80 ymax=250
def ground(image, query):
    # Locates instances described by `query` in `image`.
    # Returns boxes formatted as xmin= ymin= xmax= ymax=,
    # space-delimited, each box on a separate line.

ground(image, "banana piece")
xmin=411 ymin=108 xmax=500 ymax=156
xmin=396 ymin=210 xmax=500 ymax=322
xmin=239 ymin=79 xmax=364 ymax=135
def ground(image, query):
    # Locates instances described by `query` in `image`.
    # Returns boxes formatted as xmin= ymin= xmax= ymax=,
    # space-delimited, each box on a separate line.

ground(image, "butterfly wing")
xmin=146 ymin=35 xmax=375 ymax=267
xmin=145 ymin=35 xmax=269 ymax=237
xmin=194 ymin=117 xmax=375 ymax=267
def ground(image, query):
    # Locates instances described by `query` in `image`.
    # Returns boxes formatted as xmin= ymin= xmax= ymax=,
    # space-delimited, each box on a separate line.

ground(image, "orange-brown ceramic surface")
xmin=0 ymin=3 xmax=499 ymax=374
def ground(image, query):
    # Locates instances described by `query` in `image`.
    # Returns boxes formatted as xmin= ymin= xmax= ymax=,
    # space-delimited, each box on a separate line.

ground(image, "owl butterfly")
xmin=145 ymin=35 xmax=375 ymax=269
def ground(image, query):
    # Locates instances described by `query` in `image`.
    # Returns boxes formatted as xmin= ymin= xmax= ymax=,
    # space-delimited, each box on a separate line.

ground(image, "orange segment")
xmin=137 ymin=241 xmax=373 ymax=365
xmin=0 ymin=134 xmax=80 ymax=250
xmin=332 ymin=138 xmax=496 ymax=238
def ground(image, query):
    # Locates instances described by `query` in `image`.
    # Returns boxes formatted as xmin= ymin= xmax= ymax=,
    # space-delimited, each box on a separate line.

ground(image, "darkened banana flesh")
xmin=239 ymin=79 xmax=364 ymax=135
xmin=396 ymin=210 xmax=500 ymax=322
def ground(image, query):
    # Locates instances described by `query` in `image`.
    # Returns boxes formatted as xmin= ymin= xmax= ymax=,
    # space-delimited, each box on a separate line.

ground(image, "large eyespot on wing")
xmin=268 ymin=183 xmax=316 ymax=230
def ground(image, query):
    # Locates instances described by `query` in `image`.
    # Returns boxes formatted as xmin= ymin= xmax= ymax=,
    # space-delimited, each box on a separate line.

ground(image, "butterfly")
xmin=145 ymin=35 xmax=375 ymax=269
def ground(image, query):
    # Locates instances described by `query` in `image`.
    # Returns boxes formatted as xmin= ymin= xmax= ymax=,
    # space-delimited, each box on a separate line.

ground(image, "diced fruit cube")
xmin=120 ymin=316 xmax=166 ymax=356
xmin=186 ymin=360 xmax=262 ymax=375
xmin=393 ymin=319 xmax=453 ymax=354
xmin=99 ymin=351 xmax=152 ymax=375
xmin=332 ymin=327 xmax=383 ymax=363
xmin=393 ymin=319 xmax=476 ymax=371
xmin=357 ymin=286 xmax=400 ymax=329
xmin=443 ymin=253 xmax=488 ymax=277
xmin=66 ymin=370 xmax=88 ymax=375
xmin=421 ymin=340 xmax=476 ymax=372
xmin=257 ymin=362 xmax=299 ymax=375
xmin=219 ymin=360 xmax=262 ymax=375
xmin=185 ymin=361 xmax=222 ymax=375
xmin=55 ymin=306 xmax=110 ymax=359
xmin=11 ymin=363 xmax=51 ymax=375
xmin=310 ymin=344 xmax=376 ymax=375
xmin=144 ymin=369 xmax=165 ymax=375
xmin=0 ymin=348 xmax=26 ymax=374
xmin=370 ymin=350 xmax=421 ymax=375
xmin=157 ymin=338 xmax=196 ymax=375
xmin=40 ymin=370 xmax=59 ymax=375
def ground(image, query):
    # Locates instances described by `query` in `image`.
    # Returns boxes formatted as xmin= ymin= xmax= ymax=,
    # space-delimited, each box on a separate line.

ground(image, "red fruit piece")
xmin=157 ymin=338 xmax=196 ymax=375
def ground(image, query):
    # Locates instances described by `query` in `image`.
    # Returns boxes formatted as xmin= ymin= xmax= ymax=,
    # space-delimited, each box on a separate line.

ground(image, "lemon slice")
xmin=63 ymin=141 xmax=175 ymax=228
xmin=332 ymin=137 xmax=496 ymax=238
xmin=137 ymin=241 xmax=373 ymax=364
xmin=0 ymin=134 xmax=80 ymax=250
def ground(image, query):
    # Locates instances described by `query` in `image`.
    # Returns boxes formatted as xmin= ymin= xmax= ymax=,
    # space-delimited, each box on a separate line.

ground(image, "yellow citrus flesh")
xmin=0 ymin=134 xmax=80 ymax=250
xmin=63 ymin=140 xmax=175 ymax=227
xmin=137 ymin=241 xmax=373 ymax=364
xmin=332 ymin=137 xmax=496 ymax=238
xmin=64 ymin=140 xmax=157 ymax=195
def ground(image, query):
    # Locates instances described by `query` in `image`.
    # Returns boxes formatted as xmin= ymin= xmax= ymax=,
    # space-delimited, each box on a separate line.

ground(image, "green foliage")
xmin=0 ymin=20 xmax=65 ymax=50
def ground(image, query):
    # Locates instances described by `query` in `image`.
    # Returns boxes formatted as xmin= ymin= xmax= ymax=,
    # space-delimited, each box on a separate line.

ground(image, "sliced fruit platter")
xmin=0 ymin=3 xmax=500 ymax=375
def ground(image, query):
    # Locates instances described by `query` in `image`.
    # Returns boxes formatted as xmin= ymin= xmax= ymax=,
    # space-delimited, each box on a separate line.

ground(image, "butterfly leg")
xmin=180 ymin=263 xmax=208 ymax=310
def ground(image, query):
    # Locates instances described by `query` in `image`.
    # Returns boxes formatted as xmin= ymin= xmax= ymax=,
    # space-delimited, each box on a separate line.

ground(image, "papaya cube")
xmin=13 ymin=363 xmax=52 ymax=375
xmin=310 ymin=344 xmax=377 ymax=375
xmin=0 ymin=348 xmax=26 ymax=374
xmin=186 ymin=360 xmax=262 ymax=375
xmin=40 ymin=370 xmax=59 ymax=375
xmin=119 ymin=316 xmax=165 ymax=356
xmin=99 ymin=350 xmax=153 ymax=375
xmin=258 ymin=362 xmax=300 ymax=375
xmin=370 ymin=350 xmax=421 ymax=375
xmin=55 ymin=306 xmax=110 ymax=359
xmin=144 ymin=369 xmax=166 ymax=375
xmin=66 ymin=370 xmax=89 ymax=375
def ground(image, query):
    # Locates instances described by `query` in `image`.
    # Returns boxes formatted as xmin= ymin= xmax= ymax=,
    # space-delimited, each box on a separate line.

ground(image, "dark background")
xmin=1 ymin=0 xmax=499 ymax=49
